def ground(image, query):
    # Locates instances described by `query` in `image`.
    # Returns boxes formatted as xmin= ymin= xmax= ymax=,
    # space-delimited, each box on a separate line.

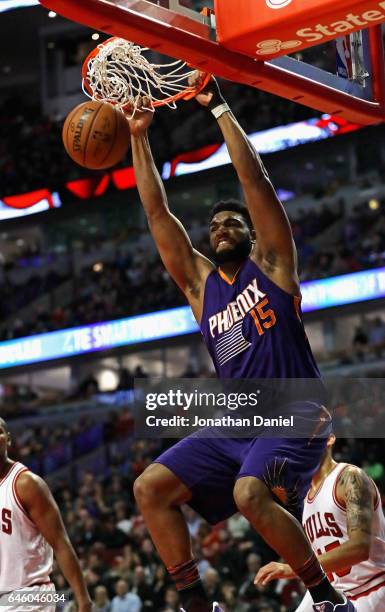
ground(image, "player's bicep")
xmin=242 ymin=175 xmax=296 ymax=268
xmin=342 ymin=467 xmax=374 ymax=539
xmin=16 ymin=473 xmax=67 ymax=547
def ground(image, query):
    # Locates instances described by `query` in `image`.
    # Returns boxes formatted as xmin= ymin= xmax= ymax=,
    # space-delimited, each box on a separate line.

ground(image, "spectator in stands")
xmin=239 ymin=553 xmax=263 ymax=600
xmin=94 ymin=585 xmax=111 ymax=612
xmin=352 ymin=324 xmax=369 ymax=349
xmin=219 ymin=581 xmax=248 ymax=611
xmin=202 ymin=568 xmax=221 ymax=603
xmin=111 ymin=579 xmax=142 ymax=612
xmin=130 ymin=566 xmax=153 ymax=611
xmin=151 ymin=565 xmax=169 ymax=610
xmin=100 ymin=514 xmax=129 ymax=549
xmin=160 ymin=587 xmax=180 ymax=611
xmin=368 ymin=316 xmax=385 ymax=355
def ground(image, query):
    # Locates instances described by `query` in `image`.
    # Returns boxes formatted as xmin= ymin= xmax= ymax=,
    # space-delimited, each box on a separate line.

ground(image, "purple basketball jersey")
xmin=201 ymin=258 xmax=320 ymax=379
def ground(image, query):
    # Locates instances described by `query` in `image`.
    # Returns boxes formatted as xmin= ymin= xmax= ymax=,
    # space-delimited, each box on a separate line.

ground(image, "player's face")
xmin=209 ymin=211 xmax=252 ymax=263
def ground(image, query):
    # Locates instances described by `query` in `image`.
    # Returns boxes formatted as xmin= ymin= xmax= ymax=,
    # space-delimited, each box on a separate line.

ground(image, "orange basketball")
xmin=62 ymin=100 xmax=131 ymax=170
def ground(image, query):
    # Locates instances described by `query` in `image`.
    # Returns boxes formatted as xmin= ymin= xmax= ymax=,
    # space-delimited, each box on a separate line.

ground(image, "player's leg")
xmin=234 ymin=436 xmax=346 ymax=607
xmin=134 ymin=435 xmax=241 ymax=612
xmin=134 ymin=461 xmax=209 ymax=611
xmin=134 ymin=463 xmax=193 ymax=564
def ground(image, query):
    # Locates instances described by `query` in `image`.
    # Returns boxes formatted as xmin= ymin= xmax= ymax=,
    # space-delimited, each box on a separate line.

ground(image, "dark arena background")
xmin=1 ymin=2 xmax=385 ymax=611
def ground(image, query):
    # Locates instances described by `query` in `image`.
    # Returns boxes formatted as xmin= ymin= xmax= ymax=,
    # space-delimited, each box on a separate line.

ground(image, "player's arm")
xmin=193 ymin=75 xmax=298 ymax=291
xmin=328 ymin=465 xmax=375 ymax=569
xmin=16 ymin=471 xmax=92 ymax=612
xmin=127 ymin=102 xmax=213 ymax=320
xmin=254 ymin=466 xmax=375 ymax=585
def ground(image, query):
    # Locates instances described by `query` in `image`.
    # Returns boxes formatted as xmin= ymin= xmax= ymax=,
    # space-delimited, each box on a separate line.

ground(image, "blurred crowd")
xmin=2 ymin=194 xmax=385 ymax=341
xmin=7 ymin=413 xmax=385 ymax=612
xmin=326 ymin=315 xmax=385 ymax=368
xmin=0 ymin=81 xmax=316 ymax=198
xmin=297 ymin=198 xmax=385 ymax=281
xmin=0 ymin=268 xmax=69 ymax=322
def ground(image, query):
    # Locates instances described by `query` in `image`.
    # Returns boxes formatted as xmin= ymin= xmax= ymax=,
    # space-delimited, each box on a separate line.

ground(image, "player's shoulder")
xmin=336 ymin=463 xmax=376 ymax=505
xmin=15 ymin=469 xmax=49 ymax=501
xmin=337 ymin=463 xmax=369 ymax=484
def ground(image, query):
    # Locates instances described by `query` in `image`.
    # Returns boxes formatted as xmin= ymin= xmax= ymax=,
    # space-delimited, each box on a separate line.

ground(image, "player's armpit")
xmin=147 ymin=210 xmax=214 ymax=317
xmin=338 ymin=466 xmax=374 ymax=551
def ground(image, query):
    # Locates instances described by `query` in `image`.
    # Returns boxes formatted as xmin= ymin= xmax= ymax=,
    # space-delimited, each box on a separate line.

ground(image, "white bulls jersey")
xmin=302 ymin=463 xmax=385 ymax=605
xmin=0 ymin=462 xmax=53 ymax=591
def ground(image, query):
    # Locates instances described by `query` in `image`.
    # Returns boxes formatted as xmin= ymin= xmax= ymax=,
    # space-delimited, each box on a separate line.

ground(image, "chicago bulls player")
xmin=255 ymin=434 xmax=385 ymax=610
xmin=0 ymin=418 xmax=91 ymax=611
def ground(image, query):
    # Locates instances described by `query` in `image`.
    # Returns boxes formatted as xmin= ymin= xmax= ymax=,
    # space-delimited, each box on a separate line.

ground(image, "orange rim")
xmin=81 ymin=36 xmax=212 ymax=108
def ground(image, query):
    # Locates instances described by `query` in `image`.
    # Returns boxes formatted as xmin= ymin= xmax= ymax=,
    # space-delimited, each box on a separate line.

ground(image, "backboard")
xmin=38 ymin=0 xmax=385 ymax=125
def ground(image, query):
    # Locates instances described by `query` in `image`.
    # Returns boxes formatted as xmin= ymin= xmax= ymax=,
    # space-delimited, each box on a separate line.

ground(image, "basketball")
xmin=62 ymin=100 xmax=131 ymax=170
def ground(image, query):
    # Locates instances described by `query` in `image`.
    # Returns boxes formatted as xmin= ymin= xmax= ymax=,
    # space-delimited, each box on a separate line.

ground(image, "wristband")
xmin=211 ymin=103 xmax=230 ymax=119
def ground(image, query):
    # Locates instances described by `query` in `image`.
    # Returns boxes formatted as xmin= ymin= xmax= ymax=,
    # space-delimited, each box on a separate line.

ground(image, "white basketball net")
xmin=83 ymin=37 xmax=199 ymax=116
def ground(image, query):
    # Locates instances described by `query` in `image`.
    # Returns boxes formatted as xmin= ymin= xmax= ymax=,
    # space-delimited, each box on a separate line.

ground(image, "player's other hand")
xmin=125 ymin=96 xmax=154 ymax=136
xmin=254 ymin=561 xmax=296 ymax=585
xmin=189 ymin=71 xmax=221 ymax=107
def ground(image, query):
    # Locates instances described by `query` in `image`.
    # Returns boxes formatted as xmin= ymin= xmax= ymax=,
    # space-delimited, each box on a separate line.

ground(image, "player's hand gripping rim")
xmin=124 ymin=95 xmax=154 ymax=136
xmin=188 ymin=71 xmax=226 ymax=110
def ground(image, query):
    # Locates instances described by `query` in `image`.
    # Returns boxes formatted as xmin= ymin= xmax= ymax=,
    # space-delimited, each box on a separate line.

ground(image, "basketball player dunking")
xmin=129 ymin=75 xmax=356 ymax=612
xmin=0 ymin=418 xmax=92 ymax=612
xmin=255 ymin=434 xmax=385 ymax=611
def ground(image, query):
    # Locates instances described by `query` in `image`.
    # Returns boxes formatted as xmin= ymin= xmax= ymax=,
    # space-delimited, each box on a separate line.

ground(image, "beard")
xmin=212 ymin=237 xmax=252 ymax=265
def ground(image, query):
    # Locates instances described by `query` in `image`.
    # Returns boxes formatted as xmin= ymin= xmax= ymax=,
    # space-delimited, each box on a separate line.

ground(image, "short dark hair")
xmin=209 ymin=199 xmax=252 ymax=230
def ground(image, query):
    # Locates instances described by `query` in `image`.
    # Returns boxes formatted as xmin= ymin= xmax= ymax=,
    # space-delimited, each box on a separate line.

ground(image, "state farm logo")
xmin=257 ymin=0 xmax=385 ymax=55
xmin=266 ymin=0 xmax=293 ymax=8
xmin=256 ymin=38 xmax=301 ymax=56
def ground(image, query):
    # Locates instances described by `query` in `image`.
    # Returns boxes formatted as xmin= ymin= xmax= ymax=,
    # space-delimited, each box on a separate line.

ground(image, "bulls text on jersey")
xmin=304 ymin=511 xmax=343 ymax=543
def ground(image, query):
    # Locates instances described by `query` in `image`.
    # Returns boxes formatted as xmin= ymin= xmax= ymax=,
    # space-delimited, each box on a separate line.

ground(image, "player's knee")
xmin=134 ymin=465 xmax=163 ymax=509
xmin=134 ymin=463 xmax=188 ymax=510
xmin=233 ymin=477 xmax=271 ymax=523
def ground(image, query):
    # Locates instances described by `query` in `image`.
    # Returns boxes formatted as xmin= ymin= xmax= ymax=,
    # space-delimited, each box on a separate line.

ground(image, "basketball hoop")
xmin=82 ymin=37 xmax=211 ymax=116
xmin=41 ymin=0 xmax=385 ymax=124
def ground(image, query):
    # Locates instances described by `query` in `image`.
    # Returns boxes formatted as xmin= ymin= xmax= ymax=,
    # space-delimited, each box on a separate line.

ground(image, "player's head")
xmin=319 ymin=432 xmax=336 ymax=465
xmin=0 ymin=417 xmax=11 ymax=460
xmin=209 ymin=200 xmax=255 ymax=265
